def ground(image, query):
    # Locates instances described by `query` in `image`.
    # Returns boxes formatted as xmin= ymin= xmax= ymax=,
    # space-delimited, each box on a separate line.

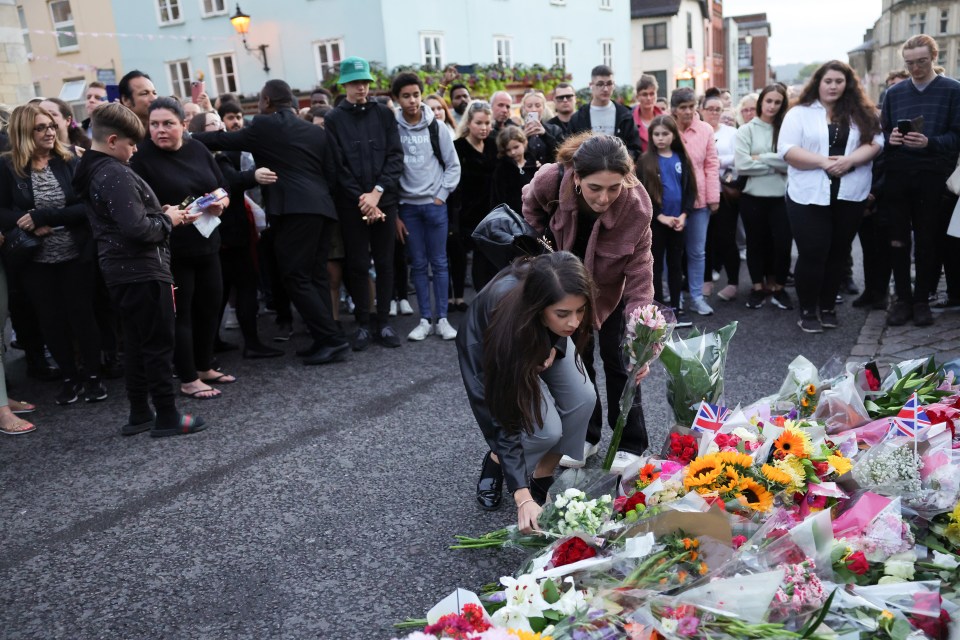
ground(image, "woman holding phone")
xmin=519 ymin=91 xmax=562 ymax=166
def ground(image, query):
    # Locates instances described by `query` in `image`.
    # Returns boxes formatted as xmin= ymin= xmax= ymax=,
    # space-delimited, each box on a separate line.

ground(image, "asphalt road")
xmin=0 ymin=263 xmax=869 ymax=639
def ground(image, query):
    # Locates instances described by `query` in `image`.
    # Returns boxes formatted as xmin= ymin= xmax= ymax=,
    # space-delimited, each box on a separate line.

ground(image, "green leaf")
xmin=541 ymin=578 xmax=560 ymax=604
xmin=800 ymin=588 xmax=836 ymax=639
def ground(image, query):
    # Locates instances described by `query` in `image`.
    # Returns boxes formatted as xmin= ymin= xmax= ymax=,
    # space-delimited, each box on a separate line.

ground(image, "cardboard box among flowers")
xmin=394 ymin=341 xmax=960 ymax=640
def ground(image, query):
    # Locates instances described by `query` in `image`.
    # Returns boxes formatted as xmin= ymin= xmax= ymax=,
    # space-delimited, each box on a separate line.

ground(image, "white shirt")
xmin=777 ymin=100 xmax=883 ymax=205
xmin=589 ymin=102 xmax=616 ymax=135
xmin=714 ymin=124 xmax=737 ymax=173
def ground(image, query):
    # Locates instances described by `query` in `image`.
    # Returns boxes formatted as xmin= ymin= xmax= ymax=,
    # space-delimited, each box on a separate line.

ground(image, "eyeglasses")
xmin=592 ymin=81 xmax=614 ymax=88
xmin=904 ymin=57 xmax=930 ymax=67
xmin=702 ymin=107 xmax=722 ymax=112
xmin=554 ymin=94 xmax=575 ymax=101
xmin=468 ymin=101 xmax=491 ymax=110
xmin=33 ymin=124 xmax=58 ymax=133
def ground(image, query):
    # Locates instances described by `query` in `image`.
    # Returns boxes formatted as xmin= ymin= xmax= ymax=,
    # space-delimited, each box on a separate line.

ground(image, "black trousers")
xmin=93 ymin=263 xmax=120 ymax=355
xmin=858 ymin=204 xmax=892 ymax=301
xmin=583 ymin=300 xmax=648 ymax=455
xmin=705 ymin=195 xmax=741 ymax=285
xmin=740 ymin=193 xmax=792 ymax=286
xmin=171 ymin=252 xmax=222 ymax=382
xmin=786 ymin=194 xmax=863 ymax=313
xmin=393 ymin=238 xmax=409 ymax=300
xmin=884 ymin=171 xmax=953 ymax=302
xmin=339 ymin=203 xmax=396 ymax=327
xmin=219 ymin=245 xmax=261 ymax=347
xmin=109 ymin=280 xmax=177 ymax=416
xmin=448 ymin=232 xmax=468 ymax=299
xmin=271 ymin=214 xmax=345 ymax=347
xmin=258 ymin=226 xmax=293 ymax=325
xmin=651 ymin=219 xmax=684 ymax=306
xmin=7 ymin=267 xmax=48 ymax=367
xmin=21 ymin=259 xmax=101 ymax=380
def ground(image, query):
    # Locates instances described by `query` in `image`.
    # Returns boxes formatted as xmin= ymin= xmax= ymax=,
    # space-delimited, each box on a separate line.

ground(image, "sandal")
xmin=9 ymin=399 xmax=36 ymax=414
xmin=180 ymin=387 xmax=222 ymax=400
xmin=121 ymin=411 xmax=156 ymax=436
xmin=150 ymin=414 xmax=207 ymax=438
xmin=0 ymin=417 xmax=36 ymax=435
xmin=199 ymin=373 xmax=237 ymax=385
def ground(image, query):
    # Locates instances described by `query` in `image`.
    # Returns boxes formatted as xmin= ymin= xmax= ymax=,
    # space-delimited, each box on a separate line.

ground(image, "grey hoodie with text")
xmin=395 ymin=104 xmax=461 ymax=205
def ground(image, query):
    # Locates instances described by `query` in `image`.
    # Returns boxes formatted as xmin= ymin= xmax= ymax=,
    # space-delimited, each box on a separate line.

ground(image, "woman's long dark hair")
xmin=482 ymin=252 xmax=595 ymax=435
xmin=639 ymin=115 xmax=698 ymax=210
xmin=795 ymin=60 xmax=880 ymax=144
xmin=756 ymin=84 xmax=789 ymax=148
xmin=555 ymin=132 xmax=639 ymax=187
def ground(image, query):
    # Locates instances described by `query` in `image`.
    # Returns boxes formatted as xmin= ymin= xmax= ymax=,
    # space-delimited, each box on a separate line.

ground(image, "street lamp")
xmin=230 ymin=3 xmax=270 ymax=73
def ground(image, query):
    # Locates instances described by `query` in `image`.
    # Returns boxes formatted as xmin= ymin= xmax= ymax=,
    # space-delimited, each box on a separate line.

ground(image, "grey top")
xmin=31 ymin=166 xmax=79 ymax=264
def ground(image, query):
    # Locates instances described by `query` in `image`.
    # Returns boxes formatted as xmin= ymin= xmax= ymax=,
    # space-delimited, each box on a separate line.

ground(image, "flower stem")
xmin=602 ymin=363 xmax=640 ymax=471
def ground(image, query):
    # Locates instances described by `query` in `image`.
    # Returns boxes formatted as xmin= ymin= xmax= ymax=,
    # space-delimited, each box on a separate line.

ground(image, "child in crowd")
xmin=489 ymin=126 xmax=538 ymax=214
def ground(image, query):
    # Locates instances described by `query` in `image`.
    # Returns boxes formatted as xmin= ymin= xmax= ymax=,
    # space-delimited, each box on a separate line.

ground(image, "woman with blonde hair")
xmin=519 ymin=91 xmax=562 ymax=165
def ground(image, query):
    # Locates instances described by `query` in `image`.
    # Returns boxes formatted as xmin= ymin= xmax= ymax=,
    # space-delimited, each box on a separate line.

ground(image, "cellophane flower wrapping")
xmin=659 ymin=322 xmax=738 ymax=426
xmin=851 ymin=437 xmax=924 ymax=496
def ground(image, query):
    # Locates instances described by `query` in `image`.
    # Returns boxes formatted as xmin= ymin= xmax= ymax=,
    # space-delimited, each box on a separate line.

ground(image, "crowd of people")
xmin=1 ymin=36 xmax=958 ymax=530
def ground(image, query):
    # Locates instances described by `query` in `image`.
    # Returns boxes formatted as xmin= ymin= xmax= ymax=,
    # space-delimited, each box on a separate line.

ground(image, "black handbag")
xmin=1 ymin=227 xmax=42 ymax=269
xmin=471 ymin=203 xmax=552 ymax=271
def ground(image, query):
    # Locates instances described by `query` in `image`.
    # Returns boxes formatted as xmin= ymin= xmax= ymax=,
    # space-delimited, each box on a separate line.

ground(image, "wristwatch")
xmin=374 ymin=185 xmax=384 ymax=193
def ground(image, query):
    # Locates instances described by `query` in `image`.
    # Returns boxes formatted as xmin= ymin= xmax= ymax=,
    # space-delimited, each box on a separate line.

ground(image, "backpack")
xmin=428 ymin=118 xmax=445 ymax=170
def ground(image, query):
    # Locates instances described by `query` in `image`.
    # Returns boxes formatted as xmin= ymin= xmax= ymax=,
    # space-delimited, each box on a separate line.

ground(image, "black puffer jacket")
xmin=568 ymin=102 xmax=643 ymax=160
xmin=72 ymin=150 xmax=173 ymax=285
xmin=323 ymin=100 xmax=404 ymax=209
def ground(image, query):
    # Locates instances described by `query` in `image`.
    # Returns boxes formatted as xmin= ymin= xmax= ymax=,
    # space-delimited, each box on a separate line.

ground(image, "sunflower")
xmin=760 ymin=463 xmax=793 ymax=488
xmin=774 ymin=456 xmax=807 ymax=493
xmin=716 ymin=467 xmax=742 ymax=495
xmin=804 ymin=383 xmax=817 ymax=396
xmin=773 ymin=426 xmax=811 ymax=459
xmin=717 ymin=451 xmax=754 ymax=470
xmin=828 ymin=453 xmax=852 ymax=476
xmin=684 ymin=455 xmax=723 ymax=491
xmin=736 ymin=477 xmax=774 ymax=512
xmin=509 ymin=631 xmax=553 ymax=640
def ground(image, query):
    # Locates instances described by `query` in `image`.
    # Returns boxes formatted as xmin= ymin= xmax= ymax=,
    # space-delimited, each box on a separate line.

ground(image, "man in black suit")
xmin=193 ymin=79 xmax=349 ymax=365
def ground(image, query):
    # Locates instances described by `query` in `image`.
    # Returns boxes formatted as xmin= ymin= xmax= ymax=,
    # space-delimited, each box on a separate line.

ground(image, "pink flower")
xmin=732 ymin=535 xmax=747 ymax=549
xmin=677 ymin=616 xmax=699 ymax=635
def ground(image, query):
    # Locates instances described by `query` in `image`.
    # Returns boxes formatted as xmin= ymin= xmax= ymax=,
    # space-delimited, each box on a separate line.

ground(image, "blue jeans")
xmin=399 ymin=202 xmax=449 ymax=320
xmin=684 ymin=207 xmax=710 ymax=299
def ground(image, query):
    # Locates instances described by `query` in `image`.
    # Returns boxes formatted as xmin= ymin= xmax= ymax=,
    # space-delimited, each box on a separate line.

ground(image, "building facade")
xmin=108 ymin=0 xmax=630 ymax=101
xmin=732 ymin=13 xmax=773 ymax=96
xmin=630 ymin=0 xmax=712 ymax=96
xmin=0 ymin=0 xmax=33 ymax=106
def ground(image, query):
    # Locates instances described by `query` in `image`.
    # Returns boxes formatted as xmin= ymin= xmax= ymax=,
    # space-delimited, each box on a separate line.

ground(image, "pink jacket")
xmin=632 ymin=104 xmax=664 ymax=153
xmin=522 ymin=163 xmax=654 ymax=327
xmin=680 ymin=119 xmax=720 ymax=209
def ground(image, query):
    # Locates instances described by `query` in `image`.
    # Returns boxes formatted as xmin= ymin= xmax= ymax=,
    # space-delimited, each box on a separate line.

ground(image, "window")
xmin=420 ymin=33 xmax=443 ymax=68
xmin=200 ymin=0 xmax=227 ymax=17
xmin=209 ymin=53 xmax=237 ymax=94
xmin=33 ymin=82 xmax=42 ymax=98
xmin=938 ymin=47 xmax=946 ymax=67
xmin=167 ymin=59 xmax=192 ymax=98
xmin=600 ymin=40 xmax=613 ymax=69
xmin=314 ymin=39 xmax=343 ymax=81
xmin=599 ymin=0 xmax=611 ymax=8
xmin=552 ymin=38 xmax=568 ymax=69
xmin=643 ymin=23 xmax=667 ymax=50
xmin=49 ymin=1 xmax=78 ymax=52
xmin=738 ymin=40 xmax=752 ymax=67
xmin=157 ymin=0 xmax=182 ymax=25
xmin=908 ymin=12 xmax=926 ymax=36
xmin=18 ymin=5 xmax=30 ymax=55
xmin=737 ymin=71 xmax=752 ymax=95
xmin=494 ymin=37 xmax=513 ymax=66
xmin=686 ymin=11 xmax=693 ymax=49
xmin=941 ymin=7 xmax=950 ymax=34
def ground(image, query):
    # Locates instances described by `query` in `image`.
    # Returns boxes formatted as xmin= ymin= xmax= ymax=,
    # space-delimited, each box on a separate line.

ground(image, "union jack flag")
xmin=691 ymin=402 xmax=731 ymax=433
xmin=890 ymin=392 xmax=933 ymax=438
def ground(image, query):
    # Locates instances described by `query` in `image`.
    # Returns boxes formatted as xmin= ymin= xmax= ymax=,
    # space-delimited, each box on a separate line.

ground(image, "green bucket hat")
xmin=338 ymin=56 xmax=374 ymax=84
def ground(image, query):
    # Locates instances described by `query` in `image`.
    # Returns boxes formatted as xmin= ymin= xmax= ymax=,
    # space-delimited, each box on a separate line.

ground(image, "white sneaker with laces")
xmin=688 ymin=296 xmax=714 ymax=316
xmin=223 ymin=306 xmax=239 ymax=329
xmin=407 ymin=319 xmax=434 ymax=341
xmin=389 ymin=300 xmax=398 ymax=317
xmin=609 ymin=451 xmax=643 ymax=475
xmin=559 ymin=441 xmax=600 ymax=468
xmin=399 ymin=299 xmax=414 ymax=315
xmin=436 ymin=317 xmax=457 ymax=340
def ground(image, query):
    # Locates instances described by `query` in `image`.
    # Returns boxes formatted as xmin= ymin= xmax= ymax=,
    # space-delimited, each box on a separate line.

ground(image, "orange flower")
xmin=698 ymin=561 xmax=709 ymax=575
xmin=805 ymin=383 xmax=817 ymax=396
xmin=800 ymin=397 xmax=810 ymax=408
xmin=638 ymin=463 xmax=660 ymax=486
xmin=773 ymin=429 xmax=807 ymax=459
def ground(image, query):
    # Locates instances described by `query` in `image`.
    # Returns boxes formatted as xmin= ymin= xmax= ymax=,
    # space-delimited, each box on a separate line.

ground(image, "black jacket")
xmin=568 ymin=102 xmax=643 ymax=160
xmin=0 ymin=154 xmax=94 ymax=262
xmin=546 ymin=115 xmax=572 ymax=142
xmin=193 ymin=109 xmax=339 ymax=219
xmin=72 ymin=150 xmax=173 ymax=285
xmin=323 ymin=100 xmax=404 ymax=209
xmin=489 ymin=157 xmax=537 ymax=214
xmin=525 ymin=121 xmax=563 ymax=166
xmin=214 ymin=150 xmax=258 ymax=247
xmin=455 ymin=271 xmax=569 ymax=494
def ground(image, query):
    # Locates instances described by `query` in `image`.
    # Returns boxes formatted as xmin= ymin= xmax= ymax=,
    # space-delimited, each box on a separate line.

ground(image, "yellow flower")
xmin=951 ymin=501 xmax=960 ymax=524
xmin=800 ymin=397 xmax=810 ymax=408
xmin=805 ymin=384 xmax=817 ymax=396
xmin=717 ymin=451 xmax=754 ymax=470
xmin=774 ymin=456 xmax=807 ymax=493
xmin=760 ymin=463 xmax=793 ymax=488
xmin=509 ymin=631 xmax=553 ymax=640
xmin=880 ymin=610 xmax=894 ymax=621
xmin=774 ymin=425 xmax=812 ymax=459
xmin=684 ymin=455 xmax=724 ymax=491
xmin=716 ymin=467 xmax=742 ymax=495
xmin=829 ymin=453 xmax=852 ymax=476
xmin=737 ymin=477 xmax=774 ymax=512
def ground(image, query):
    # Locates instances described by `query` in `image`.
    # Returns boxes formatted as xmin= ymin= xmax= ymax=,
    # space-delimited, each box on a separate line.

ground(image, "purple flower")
xmin=677 ymin=616 xmax=699 ymax=635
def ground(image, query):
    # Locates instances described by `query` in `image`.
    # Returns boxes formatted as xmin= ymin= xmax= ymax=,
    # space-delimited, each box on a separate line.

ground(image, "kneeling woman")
xmin=456 ymin=252 xmax=597 ymax=533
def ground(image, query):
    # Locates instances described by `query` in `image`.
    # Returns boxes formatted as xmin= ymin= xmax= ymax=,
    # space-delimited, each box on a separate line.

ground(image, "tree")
xmin=796 ymin=62 xmax=822 ymax=83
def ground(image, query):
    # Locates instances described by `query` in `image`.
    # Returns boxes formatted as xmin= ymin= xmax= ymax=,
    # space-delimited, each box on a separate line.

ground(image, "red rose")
xmin=623 ymin=491 xmax=646 ymax=513
xmin=551 ymin=536 xmax=597 ymax=568
xmin=812 ymin=461 xmax=830 ymax=476
xmin=845 ymin=551 xmax=870 ymax=575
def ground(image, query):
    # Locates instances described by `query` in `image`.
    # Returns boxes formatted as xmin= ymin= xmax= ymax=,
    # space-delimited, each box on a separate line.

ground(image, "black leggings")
xmin=171 ymin=252 xmax=222 ymax=383
xmin=393 ymin=238 xmax=409 ymax=301
xmin=448 ymin=232 xmax=468 ymax=299
xmin=219 ymin=245 xmax=261 ymax=347
xmin=339 ymin=203 xmax=396 ymax=327
xmin=651 ymin=218 xmax=684 ymax=307
xmin=21 ymin=259 xmax=101 ymax=380
xmin=705 ymin=194 xmax=741 ymax=285
xmin=740 ymin=193 xmax=792 ymax=286
xmin=786 ymin=195 xmax=863 ymax=313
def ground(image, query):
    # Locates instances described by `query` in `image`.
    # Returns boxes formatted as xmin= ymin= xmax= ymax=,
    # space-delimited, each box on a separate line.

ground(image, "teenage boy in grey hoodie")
xmin=392 ymin=72 xmax=462 ymax=342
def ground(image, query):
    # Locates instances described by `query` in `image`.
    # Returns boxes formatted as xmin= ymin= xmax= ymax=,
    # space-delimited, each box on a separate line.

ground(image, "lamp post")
xmin=230 ymin=3 xmax=270 ymax=73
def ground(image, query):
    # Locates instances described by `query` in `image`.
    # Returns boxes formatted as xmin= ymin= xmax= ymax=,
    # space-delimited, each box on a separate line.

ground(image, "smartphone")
xmin=897 ymin=118 xmax=913 ymax=134
xmin=191 ymin=80 xmax=205 ymax=103
xmin=454 ymin=64 xmax=476 ymax=75
xmin=525 ymin=112 xmax=540 ymax=123
xmin=105 ymin=84 xmax=120 ymax=103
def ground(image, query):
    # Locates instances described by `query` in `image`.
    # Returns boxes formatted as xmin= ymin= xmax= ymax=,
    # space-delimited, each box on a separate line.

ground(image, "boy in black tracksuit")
xmin=72 ymin=103 xmax=206 ymax=438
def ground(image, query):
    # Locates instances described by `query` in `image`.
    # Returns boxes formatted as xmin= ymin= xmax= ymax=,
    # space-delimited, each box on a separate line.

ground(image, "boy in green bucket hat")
xmin=337 ymin=56 xmax=374 ymax=84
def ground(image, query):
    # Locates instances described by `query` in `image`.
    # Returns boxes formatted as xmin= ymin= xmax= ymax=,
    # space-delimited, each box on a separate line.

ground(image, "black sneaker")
xmin=745 ymin=289 xmax=766 ymax=309
xmin=55 ymin=380 xmax=82 ymax=406
xmin=797 ymin=311 xmax=823 ymax=334
xmin=82 ymin=377 xmax=108 ymax=402
xmin=841 ymin=278 xmax=859 ymax=295
xmin=913 ymin=302 xmax=934 ymax=327
xmin=675 ymin=309 xmax=693 ymax=328
xmin=771 ymin=289 xmax=794 ymax=310
xmin=352 ymin=326 xmax=372 ymax=352
xmin=887 ymin=301 xmax=912 ymax=326
xmin=820 ymin=309 xmax=838 ymax=329
xmin=376 ymin=325 xmax=402 ymax=348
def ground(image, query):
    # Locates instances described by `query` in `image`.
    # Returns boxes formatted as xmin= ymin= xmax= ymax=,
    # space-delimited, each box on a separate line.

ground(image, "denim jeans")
xmin=400 ymin=202 xmax=449 ymax=320
xmin=684 ymin=207 xmax=710 ymax=299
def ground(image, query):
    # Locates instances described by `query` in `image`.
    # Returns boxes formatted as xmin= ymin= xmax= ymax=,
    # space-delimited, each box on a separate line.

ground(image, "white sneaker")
xmin=609 ymin=451 xmax=643 ymax=475
xmin=436 ymin=317 xmax=457 ymax=340
xmin=407 ymin=319 xmax=434 ymax=341
xmin=688 ymin=296 xmax=714 ymax=316
xmin=559 ymin=441 xmax=599 ymax=468
xmin=223 ymin=306 xmax=239 ymax=329
xmin=389 ymin=300 xmax=398 ymax=317
xmin=399 ymin=299 xmax=414 ymax=315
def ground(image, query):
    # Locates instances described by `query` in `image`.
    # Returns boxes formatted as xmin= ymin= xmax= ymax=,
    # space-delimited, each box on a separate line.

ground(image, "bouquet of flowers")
xmin=620 ymin=532 xmax=710 ymax=592
xmin=660 ymin=322 xmax=738 ymax=427
xmin=851 ymin=438 xmax=924 ymax=496
xmin=603 ymin=303 xmax=676 ymax=471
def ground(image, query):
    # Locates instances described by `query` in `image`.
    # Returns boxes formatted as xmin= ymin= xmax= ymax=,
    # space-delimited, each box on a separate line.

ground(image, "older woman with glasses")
xmin=701 ymin=93 xmax=741 ymax=302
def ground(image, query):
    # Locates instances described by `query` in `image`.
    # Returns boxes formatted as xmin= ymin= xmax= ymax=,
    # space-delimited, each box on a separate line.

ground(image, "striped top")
xmin=31 ymin=165 xmax=79 ymax=264
xmin=881 ymin=74 xmax=960 ymax=175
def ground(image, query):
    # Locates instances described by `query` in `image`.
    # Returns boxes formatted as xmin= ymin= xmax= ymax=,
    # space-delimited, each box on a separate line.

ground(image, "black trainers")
xmin=376 ymin=325 xmax=402 ymax=348
xmin=55 ymin=380 xmax=82 ymax=406
xmin=771 ymin=289 xmax=794 ymax=310
xmin=675 ymin=308 xmax=693 ymax=328
xmin=745 ymin=289 xmax=766 ymax=309
xmin=797 ymin=311 xmax=823 ymax=334
xmin=913 ymin=302 xmax=934 ymax=327
xmin=887 ymin=301 xmax=912 ymax=326
xmin=352 ymin=326 xmax=372 ymax=352
xmin=820 ymin=309 xmax=838 ymax=329
xmin=82 ymin=377 xmax=108 ymax=403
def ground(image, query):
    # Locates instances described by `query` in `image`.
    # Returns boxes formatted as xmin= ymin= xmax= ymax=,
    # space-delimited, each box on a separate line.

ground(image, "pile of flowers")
xmin=395 ymin=355 xmax=960 ymax=640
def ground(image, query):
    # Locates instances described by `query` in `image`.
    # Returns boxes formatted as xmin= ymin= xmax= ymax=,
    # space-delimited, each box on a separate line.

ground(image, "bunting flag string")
xmin=28 ymin=28 xmax=233 ymax=43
